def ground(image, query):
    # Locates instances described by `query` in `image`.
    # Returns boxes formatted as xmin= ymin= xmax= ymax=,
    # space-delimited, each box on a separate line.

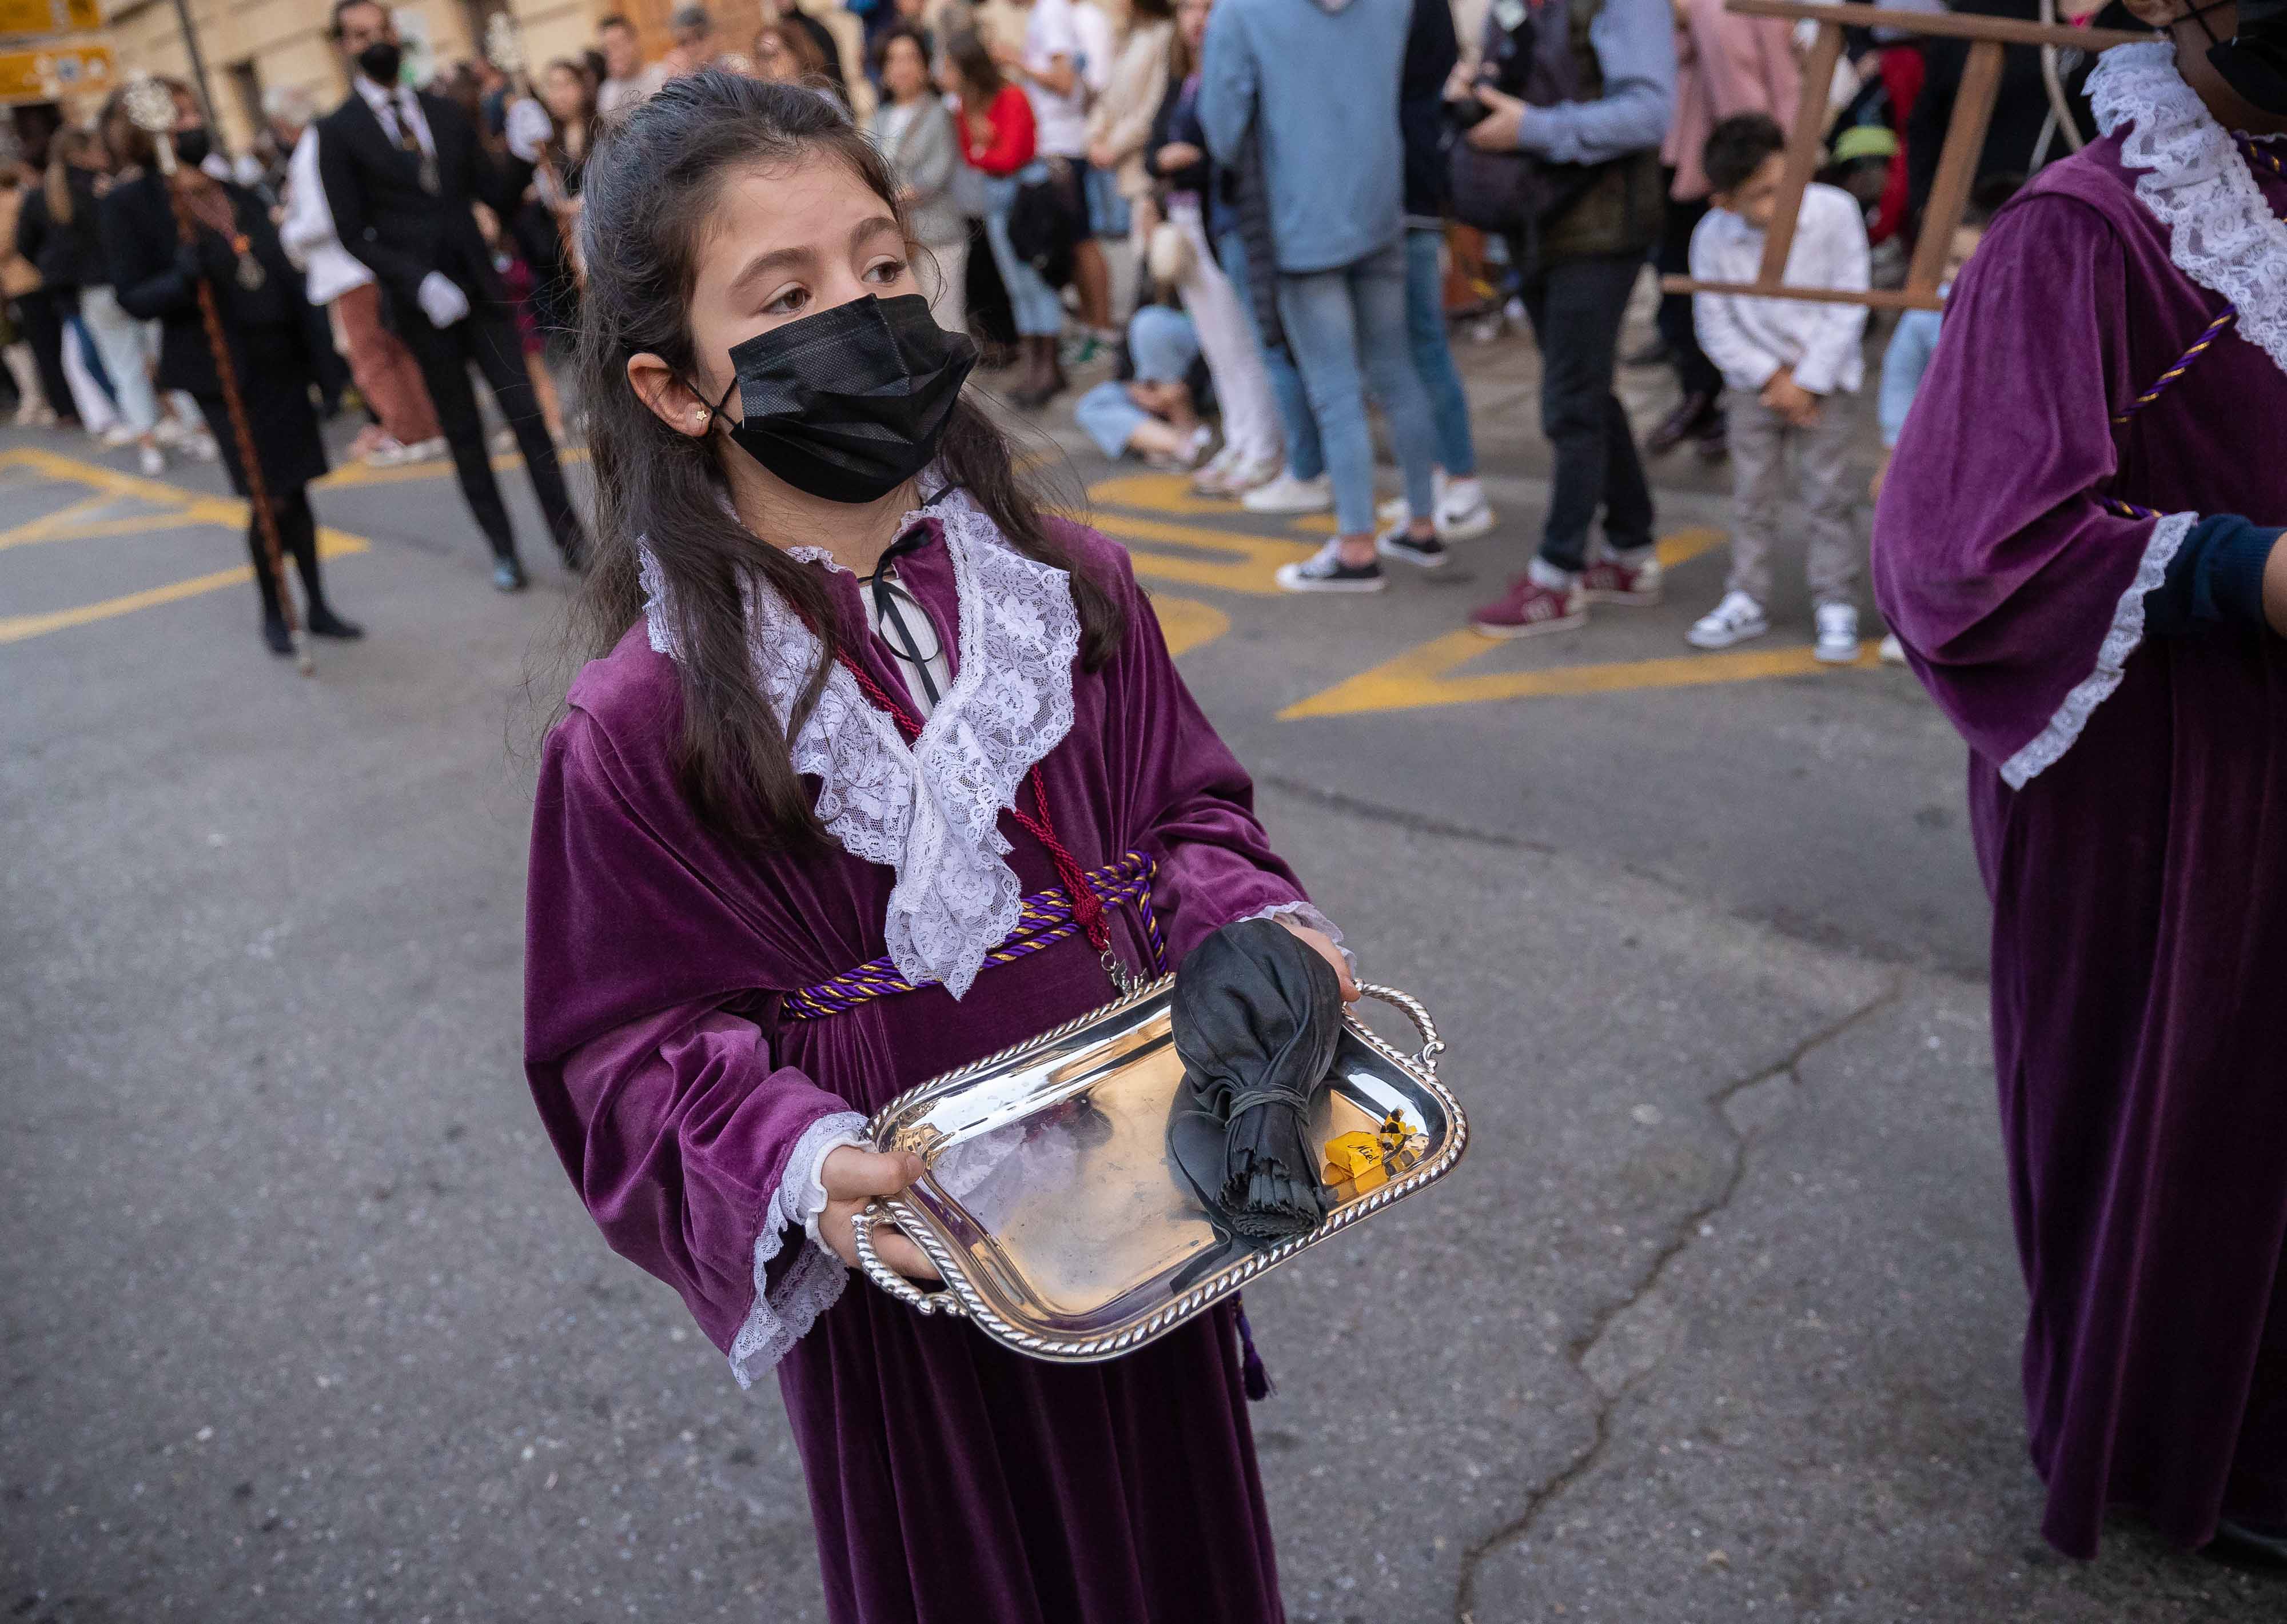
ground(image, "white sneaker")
xmin=1687 ymin=591 xmax=1770 ymax=650
xmin=363 ymin=436 xmax=415 ymax=466
xmin=1435 ymin=478 xmax=1497 ymax=540
xmin=405 ymin=436 xmax=449 ymax=463
xmin=152 ymin=415 xmax=187 ymax=446
xmin=1814 ymin=603 xmax=1862 ymax=664
xmin=102 ymin=423 xmax=140 ymax=449
xmin=1218 ymin=456 xmax=1281 ymax=496
xmin=137 ymin=444 xmax=165 ymax=477
xmin=1242 ymin=470 xmax=1333 ymax=515
xmin=182 ymin=432 xmax=220 ymax=462
xmin=1878 ymin=632 xmax=1906 ymax=665
xmin=1189 ymin=445 xmax=1241 ymax=495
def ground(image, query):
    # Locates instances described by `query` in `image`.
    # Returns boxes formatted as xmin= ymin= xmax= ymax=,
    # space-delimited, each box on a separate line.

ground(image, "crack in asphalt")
xmin=1451 ymin=983 xmax=1904 ymax=1624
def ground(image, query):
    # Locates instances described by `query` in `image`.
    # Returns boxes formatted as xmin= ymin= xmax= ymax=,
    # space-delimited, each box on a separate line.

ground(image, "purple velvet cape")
xmin=1872 ymin=135 xmax=2287 ymax=1558
xmin=526 ymin=519 xmax=1304 ymax=1623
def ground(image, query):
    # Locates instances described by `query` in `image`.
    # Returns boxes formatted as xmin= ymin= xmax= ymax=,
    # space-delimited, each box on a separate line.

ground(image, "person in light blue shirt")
xmin=1197 ymin=0 xmax=1443 ymax=591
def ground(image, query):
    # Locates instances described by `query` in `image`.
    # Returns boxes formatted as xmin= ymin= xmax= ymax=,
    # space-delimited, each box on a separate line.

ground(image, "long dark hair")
xmin=568 ymin=70 xmax=1123 ymax=848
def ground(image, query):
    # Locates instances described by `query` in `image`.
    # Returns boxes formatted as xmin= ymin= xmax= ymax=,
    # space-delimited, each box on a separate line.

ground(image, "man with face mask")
xmin=313 ymin=0 xmax=589 ymax=591
xmin=1874 ymin=2 xmax=2287 ymax=1569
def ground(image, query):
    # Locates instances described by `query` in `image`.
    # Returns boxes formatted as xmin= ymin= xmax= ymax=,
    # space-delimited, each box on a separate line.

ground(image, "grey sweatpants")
xmin=1723 ymin=387 xmax=1861 ymax=609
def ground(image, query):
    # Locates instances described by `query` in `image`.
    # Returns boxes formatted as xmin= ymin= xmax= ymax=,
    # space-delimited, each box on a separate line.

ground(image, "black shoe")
xmin=2210 ymin=1518 xmax=2287 ymax=1571
xmin=1647 ymin=390 xmax=1721 ymax=456
xmin=1623 ymin=337 xmax=1674 ymax=370
xmin=261 ymin=615 xmax=294 ymax=656
xmin=306 ymin=605 xmax=364 ymax=639
xmin=1375 ymin=526 xmax=1449 ymax=569
xmin=493 ymin=557 xmax=529 ymax=593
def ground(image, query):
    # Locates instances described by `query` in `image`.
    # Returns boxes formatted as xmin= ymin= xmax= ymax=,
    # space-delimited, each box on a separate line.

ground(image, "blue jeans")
xmin=1274 ymin=244 xmax=1438 ymax=536
xmin=1404 ymin=228 xmax=1476 ymax=478
xmin=982 ymin=168 xmax=1065 ymax=338
xmin=1216 ymin=229 xmax=1322 ymax=481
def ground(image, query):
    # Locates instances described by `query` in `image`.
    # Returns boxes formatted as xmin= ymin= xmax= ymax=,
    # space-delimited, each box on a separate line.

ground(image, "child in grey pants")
xmin=1684 ymin=113 xmax=1872 ymax=663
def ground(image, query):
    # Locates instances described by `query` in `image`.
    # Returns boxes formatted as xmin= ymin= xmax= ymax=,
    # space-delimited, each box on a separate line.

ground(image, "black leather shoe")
xmin=1647 ymin=390 xmax=1721 ymax=456
xmin=306 ymin=605 xmax=364 ymax=640
xmin=261 ymin=615 xmax=293 ymax=656
xmin=493 ymin=557 xmax=528 ymax=593
xmin=2209 ymin=1518 xmax=2287 ymax=1571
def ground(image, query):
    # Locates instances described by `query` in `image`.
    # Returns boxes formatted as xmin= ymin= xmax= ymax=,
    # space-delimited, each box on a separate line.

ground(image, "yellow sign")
xmin=0 ymin=42 xmax=113 ymax=105
xmin=0 ymin=0 xmax=103 ymax=36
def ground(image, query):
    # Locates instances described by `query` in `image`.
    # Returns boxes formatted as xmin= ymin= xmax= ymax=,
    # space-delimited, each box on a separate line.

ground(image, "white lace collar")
xmin=2091 ymin=41 xmax=2287 ymax=378
xmin=638 ymin=488 xmax=1081 ymax=998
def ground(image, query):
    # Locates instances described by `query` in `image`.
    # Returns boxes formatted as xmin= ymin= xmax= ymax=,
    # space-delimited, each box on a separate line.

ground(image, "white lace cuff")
xmin=726 ymin=1110 xmax=868 ymax=1389
xmin=1998 ymin=510 xmax=2194 ymax=791
xmin=1245 ymin=900 xmax=1357 ymax=976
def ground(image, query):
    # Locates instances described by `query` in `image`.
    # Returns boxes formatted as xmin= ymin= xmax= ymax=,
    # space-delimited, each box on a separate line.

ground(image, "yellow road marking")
xmin=1089 ymin=471 xmax=1250 ymax=518
xmin=1147 ymin=592 xmax=1230 ymax=656
xmin=316 ymin=443 xmax=591 ymax=489
xmin=1280 ymin=633 xmax=1881 ymax=719
xmin=0 ymin=533 xmax=367 ymax=645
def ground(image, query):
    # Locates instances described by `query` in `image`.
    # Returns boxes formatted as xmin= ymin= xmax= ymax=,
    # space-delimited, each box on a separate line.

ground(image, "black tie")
xmin=860 ymin=526 xmax=943 ymax=709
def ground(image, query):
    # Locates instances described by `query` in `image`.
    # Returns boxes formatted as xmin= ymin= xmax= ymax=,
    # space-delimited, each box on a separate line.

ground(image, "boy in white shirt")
xmin=1687 ymin=113 xmax=1872 ymax=662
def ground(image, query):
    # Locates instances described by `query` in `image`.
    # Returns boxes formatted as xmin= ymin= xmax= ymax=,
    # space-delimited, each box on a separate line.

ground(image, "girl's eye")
xmin=763 ymin=285 xmax=810 ymax=316
xmin=866 ymin=258 xmax=909 ymax=285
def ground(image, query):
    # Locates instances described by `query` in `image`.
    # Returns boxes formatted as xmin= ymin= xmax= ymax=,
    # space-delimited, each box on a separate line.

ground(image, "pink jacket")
xmin=1663 ymin=0 xmax=1802 ymax=201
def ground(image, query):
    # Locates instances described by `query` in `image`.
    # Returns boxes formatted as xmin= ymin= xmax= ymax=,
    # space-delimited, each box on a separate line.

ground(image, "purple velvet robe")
xmin=526 ymin=519 xmax=1304 ymax=1622
xmin=1872 ymin=127 xmax=2287 ymax=1557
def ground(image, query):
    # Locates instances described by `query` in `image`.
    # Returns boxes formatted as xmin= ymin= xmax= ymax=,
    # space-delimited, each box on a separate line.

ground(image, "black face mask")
xmin=704 ymin=293 xmax=978 ymax=505
xmin=2189 ymin=0 xmax=2287 ymax=117
xmin=173 ymin=126 xmax=212 ymax=169
xmin=356 ymin=40 xmax=404 ymax=88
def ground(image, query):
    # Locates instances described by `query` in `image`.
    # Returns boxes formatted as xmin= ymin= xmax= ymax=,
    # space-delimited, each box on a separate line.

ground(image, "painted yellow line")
xmin=1279 ymin=632 xmax=1883 ymax=719
xmin=0 ymin=533 xmax=368 ymax=647
xmin=1654 ymin=526 xmax=1727 ymax=570
xmin=1092 ymin=515 xmax=1320 ymax=595
xmin=1 ymin=510 xmax=214 ymax=550
xmin=0 ymin=490 xmax=123 ymax=549
xmin=1089 ymin=470 xmax=1253 ymax=519
xmin=0 ymin=444 xmax=251 ymax=512
xmin=1147 ymin=591 xmax=1230 ymax=656
xmin=316 ymin=443 xmax=591 ymax=489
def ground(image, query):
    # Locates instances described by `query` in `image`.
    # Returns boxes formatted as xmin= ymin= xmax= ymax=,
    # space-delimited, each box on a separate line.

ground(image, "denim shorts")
xmin=1082 ymin=163 xmax=1131 ymax=240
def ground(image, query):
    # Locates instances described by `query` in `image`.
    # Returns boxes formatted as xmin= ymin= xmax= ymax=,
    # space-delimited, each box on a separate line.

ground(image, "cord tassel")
xmin=1236 ymin=1304 xmax=1273 ymax=1402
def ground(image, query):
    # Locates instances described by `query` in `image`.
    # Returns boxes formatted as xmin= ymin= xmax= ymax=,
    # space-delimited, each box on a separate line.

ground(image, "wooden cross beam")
xmin=1659 ymin=0 xmax=2149 ymax=311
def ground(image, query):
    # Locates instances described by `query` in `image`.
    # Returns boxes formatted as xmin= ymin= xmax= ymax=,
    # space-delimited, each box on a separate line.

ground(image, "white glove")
xmin=504 ymin=98 xmax=553 ymax=164
xmin=416 ymin=271 xmax=470 ymax=329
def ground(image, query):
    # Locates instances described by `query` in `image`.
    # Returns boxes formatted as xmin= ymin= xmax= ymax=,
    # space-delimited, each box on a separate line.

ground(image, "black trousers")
xmin=243 ymin=483 xmax=326 ymax=623
xmin=16 ymin=289 xmax=75 ymax=424
xmin=398 ymin=301 xmax=584 ymax=564
xmin=1654 ymin=191 xmax=1723 ymax=401
xmin=1513 ymin=248 xmax=1656 ymax=573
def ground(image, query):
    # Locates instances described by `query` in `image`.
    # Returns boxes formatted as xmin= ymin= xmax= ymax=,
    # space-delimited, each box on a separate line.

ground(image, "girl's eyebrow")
xmin=724 ymin=218 xmax=902 ymax=299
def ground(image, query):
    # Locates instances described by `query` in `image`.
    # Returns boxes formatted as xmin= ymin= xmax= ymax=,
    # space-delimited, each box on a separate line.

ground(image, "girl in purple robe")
xmin=1871 ymin=10 xmax=2287 ymax=1565
xmin=524 ymin=71 xmax=1354 ymax=1622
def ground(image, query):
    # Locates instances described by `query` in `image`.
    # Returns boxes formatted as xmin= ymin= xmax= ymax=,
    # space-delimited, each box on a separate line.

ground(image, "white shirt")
xmin=1021 ymin=0 xmax=1090 ymax=158
xmin=1688 ymin=181 xmax=1871 ymax=396
xmin=278 ymin=125 xmax=374 ymax=306
xmin=1073 ymin=0 xmax=1117 ymax=98
xmin=354 ymin=74 xmax=435 ymax=159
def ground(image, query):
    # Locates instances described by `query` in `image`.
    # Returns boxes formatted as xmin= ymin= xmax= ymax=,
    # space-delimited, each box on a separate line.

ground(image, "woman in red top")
xmin=945 ymin=30 xmax=1067 ymax=406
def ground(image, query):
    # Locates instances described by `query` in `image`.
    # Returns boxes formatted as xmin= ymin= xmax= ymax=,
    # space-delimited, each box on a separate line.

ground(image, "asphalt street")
xmin=2 ymin=320 xmax=2276 ymax=1623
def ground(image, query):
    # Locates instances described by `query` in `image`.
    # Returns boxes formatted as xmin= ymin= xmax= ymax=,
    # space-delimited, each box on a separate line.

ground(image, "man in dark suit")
xmin=316 ymin=0 xmax=587 ymax=590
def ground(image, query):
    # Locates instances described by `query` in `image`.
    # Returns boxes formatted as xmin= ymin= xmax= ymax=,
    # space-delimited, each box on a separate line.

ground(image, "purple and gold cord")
xmin=2111 ymin=305 xmax=2238 ymax=425
xmin=780 ymin=851 xmax=1169 ymax=1022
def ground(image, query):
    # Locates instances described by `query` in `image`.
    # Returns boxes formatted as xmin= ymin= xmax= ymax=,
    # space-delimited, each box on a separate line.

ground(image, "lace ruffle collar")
xmin=2091 ymin=41 xmax=2287 ymax=378
xmin=638 ymin=487 xmax=1081 ymax=998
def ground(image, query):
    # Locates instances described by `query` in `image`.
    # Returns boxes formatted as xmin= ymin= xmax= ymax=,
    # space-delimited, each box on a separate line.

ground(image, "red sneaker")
xmin=1579 ymin=550 xmax=1664 ymax=605
xmin=1470 ymin=574 xmax=1588 ymax=639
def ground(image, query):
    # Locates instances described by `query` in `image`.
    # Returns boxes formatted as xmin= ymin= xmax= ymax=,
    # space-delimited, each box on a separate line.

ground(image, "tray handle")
xmin=1356 ymin=982 xmax=1445 ymax=1076
xmin=851 ymin=1203 xmax=966 ymax=1318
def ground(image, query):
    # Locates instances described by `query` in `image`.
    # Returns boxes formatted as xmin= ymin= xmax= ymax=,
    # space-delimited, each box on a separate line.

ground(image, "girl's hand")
xmin=1154 ymin=140 xmax=1202 ymax=171
xmin=1275 ymin=917 xmax=1359 ymax=1003
xmin=818 ymin=1144 xmax=939 ymax=1280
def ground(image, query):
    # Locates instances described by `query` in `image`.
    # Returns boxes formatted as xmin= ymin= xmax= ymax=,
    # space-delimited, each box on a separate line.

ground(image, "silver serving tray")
xmin=852 ymin=979 xmax=1465 ymax=1363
